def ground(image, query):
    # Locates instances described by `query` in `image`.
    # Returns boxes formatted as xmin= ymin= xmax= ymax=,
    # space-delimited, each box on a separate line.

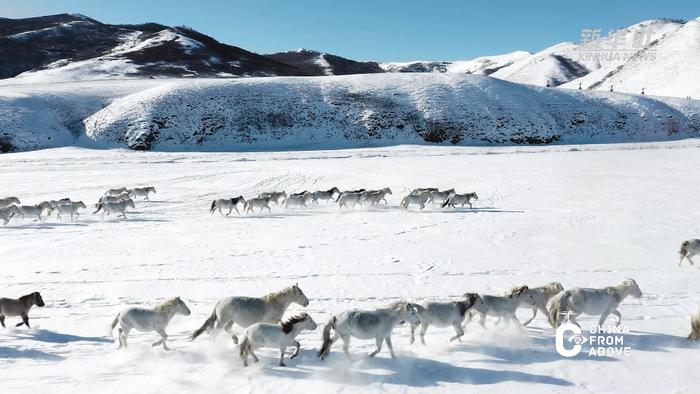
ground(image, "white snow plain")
xmin=1 ymin=141 xmax=700 ymax=393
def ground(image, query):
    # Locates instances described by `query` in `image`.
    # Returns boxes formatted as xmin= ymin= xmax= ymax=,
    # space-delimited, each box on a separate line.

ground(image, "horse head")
xmin=175 ymin=297 xmax=191 ymax=316
xmin=33 ymin=292 xmax=45 ymax=307
xmin=292 ymin=283 xmax=309 ymax=307
xmin=624 ymin=278 xmax=642 ymax=298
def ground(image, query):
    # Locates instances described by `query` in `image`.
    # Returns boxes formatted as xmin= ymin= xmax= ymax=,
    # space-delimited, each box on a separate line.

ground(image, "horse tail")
xmin=93 ymin=203 xmax=103 ymax=214
xmin=318 ymin=316 xmax=336 ymax=359
xmin=400 ymin=197 xmax=407 ymax=209
xmin=689 ymin=311 xmax=700 ymax=340
xmin=548 ymin=290 xmax=570 ymax=328
xmin=191 ymin=307 xmax=218 ymax=341
xmin=239 ymin=335 xmax=251 ymax=359
xmin=109 ymin=313 xmax=120 ymax=337
xmin=209 ymin=200 xmax=217 ymax=214
xmin=441 ymin=198 xmax=451 ymax=208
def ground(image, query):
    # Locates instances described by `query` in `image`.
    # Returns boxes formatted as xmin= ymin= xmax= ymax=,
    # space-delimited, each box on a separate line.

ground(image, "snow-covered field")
xmin=2 ymin=141 xmax=700 ymax=393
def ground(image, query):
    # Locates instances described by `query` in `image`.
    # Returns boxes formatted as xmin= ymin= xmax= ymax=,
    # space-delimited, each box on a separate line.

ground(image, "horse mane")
xmin=262 ymin=286 xmax=294 ymax=302
xmin=154 ymin=297 xmax=181 ymax=312
xmin=508 ymin=286 xmax=529 ymax=298
xmin=456 ymin=294 xmax=478 ymax=317
xmin=18 ymin=293 xmax=35 ymax=302
xmin=281 ymin=313 xmax=308 ymax=333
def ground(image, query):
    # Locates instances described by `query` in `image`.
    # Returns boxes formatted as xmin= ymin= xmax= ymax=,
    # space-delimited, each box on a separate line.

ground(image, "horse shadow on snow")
xmin=260 ymin=349 xmax=573 ymax=387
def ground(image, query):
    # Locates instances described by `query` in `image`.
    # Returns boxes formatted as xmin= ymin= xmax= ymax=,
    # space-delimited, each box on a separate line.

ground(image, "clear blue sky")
xmin=2 ymin=0 xmax=698 ymax=61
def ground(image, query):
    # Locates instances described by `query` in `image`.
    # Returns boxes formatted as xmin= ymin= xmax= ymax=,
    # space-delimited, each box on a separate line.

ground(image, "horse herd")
xmin=210 ymin=187 xmax=479 ymax=215
xmin=0 ymin=186 xmax=156 ymax=224
xmin=1 ymin=186 xmax=475 ymax=225
xmin=2 ymin=241 xmax=700 ymax=368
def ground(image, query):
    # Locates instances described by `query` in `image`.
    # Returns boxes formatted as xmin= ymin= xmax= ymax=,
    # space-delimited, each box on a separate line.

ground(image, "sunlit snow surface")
xmin=1 ymin=142 xmax=699 ymax=393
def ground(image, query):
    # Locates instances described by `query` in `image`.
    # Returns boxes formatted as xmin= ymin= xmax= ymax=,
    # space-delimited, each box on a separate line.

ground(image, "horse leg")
xmin=449 ymin=322 xmax=464 ymax=342
xmin=290 ymin=340 xmax=301 ymax=359
xmin=610 ymin=310 xmax=622 ymax=326
xmin=117 ymin=328 xmax=124 ymax=349
xmin=120 ymin=328 xmax=130 ymax=348
xmin=233 ymin=206 xmax=240 ymax=215
xmin=462 ymin=310 xmax=475 ymax=328
xmin=409 ymin=324 xmax=416 ymax=344
xmin=226 ymin=207 xmax=232 ymax=216
xmin=385 ymin=336 xmax=396 ymax=358
xmin=250 ymin=350 xmax=259 ymax=363
xmin=598 ymin=310 xmax=612 ymax=327
xmin=154 ymin=328 xmax=170 ymax=350
xmin=222 ymin=321 xmax=240 ymax=344
xmin=278 ymin=346 xmax=287 ymax=367
xmin=340 ymin=334 xmax=352 ymax=359
xmin=219 ymin=207 xmax=225 ymax=216
xmin=522 ymin=307 xmax=538 ymax=326
xmin=420 ymin=323 xmax=429 ymax=345
xmin=479 ymin=313 xmax=487 ymax=329
xmin=0 ymin=315 xmax=5 ymax=328
xmin=20 ymin=314 xmax=30 ymax=329
xmin=368 ymin=337 xmax=383 ymax=358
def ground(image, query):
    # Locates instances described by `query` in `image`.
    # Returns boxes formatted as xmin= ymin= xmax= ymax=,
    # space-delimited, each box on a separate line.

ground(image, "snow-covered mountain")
xmin=2 ymin=14 xmax=697 ymax=98
xmin=0 ymin=13 xmax=307 ymax=81
xmin=560 ymin=17 xmax=700 ymax=98
xmin=1 ymin=74 xmax=697 ymax=152
xmin=265 ymin=48 xmax=383 ymax=76
xmin=379 ymin=51 xmax=531 ymax=75
xmin=491 ymin=19 xmax=684 ymax=87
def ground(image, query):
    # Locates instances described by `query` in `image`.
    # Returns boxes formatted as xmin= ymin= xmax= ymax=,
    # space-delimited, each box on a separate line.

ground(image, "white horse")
xmin=318 ymin=302 xmax=420 ymax=360
xmin=239 ymin=313 xmax=318 ymax=366
xmin=410 ymin=188 xmax=437 ymax=196
xmin=129 ymin=186 xmax=157 ymax=200
xmin=361 ymin=188 xmax=392 ymax=205
xmin=0 ymin=197 xmax=20 ymax=208
xmin=409 ymin=294 xmax=479 ymax=345
xmin=509 ymin=282 xmax=564 ymax=326
xmin=104 ymin=187 xmax=129 ymax=197
xmin=258 ymin=192 xmax=287 ymax=205
xmin=0 ymin=205 xmax=20 ymax=225
xmin=442 ymin=192 xmax=478 ymax=209
xmin=400 ymin=193 xmax=432 ymax=209
xmin=244 ymin=196 xmax=273 ymax=214
xmin=17 ymin=204 xmax=50 ymax=222
xmin=548 ymin=279 xmax=643 ymax=328
xmin=679 ymin=239 xmax=700 ymax=266
xmin=311 ymin=187 xmax=340 ymax=204
xmin=338 ymin=191 xmax=364 ymax=210
xmin=429 ymin=189 xmax=456 ymax=205
xmin=111 ymin=297 xmax=191 ymax=350
xmin=463 ymin=288 xmax=536 ymax=328
xmin=284 ymin=191 xmax=312 ymax=209
xmin=210 ymin=197 xmax=245 ymax=216
xmin=55 ymin=201 xmax=87 ymax=221
xmin=688 ymin=307 xmax=700 ymax=340
xmin=191 ymin=284 xmax=309 ymax=344
xmin=94 ymin=199 xmax=135 ymax=219
xmin=99 ymin=193 xmax=132 ymax=205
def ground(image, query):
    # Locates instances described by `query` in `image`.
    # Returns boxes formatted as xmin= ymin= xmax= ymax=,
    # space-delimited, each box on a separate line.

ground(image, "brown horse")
xmin=0 ymin=292 xmax=45 ymax=328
